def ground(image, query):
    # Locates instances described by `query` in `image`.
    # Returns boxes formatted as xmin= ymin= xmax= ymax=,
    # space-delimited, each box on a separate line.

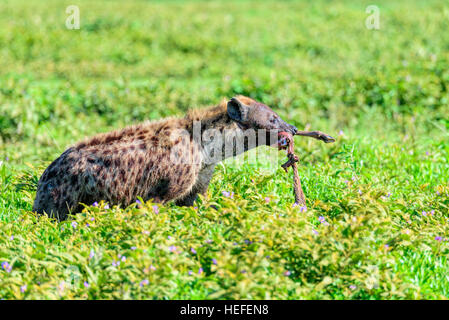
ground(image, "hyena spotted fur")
xmin=33 ymin=95 xmax=322 ymax=220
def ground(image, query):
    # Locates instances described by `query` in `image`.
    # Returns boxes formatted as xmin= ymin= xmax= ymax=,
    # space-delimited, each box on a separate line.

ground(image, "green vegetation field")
xmin=1 ymin=0 xmax=448 ymax=299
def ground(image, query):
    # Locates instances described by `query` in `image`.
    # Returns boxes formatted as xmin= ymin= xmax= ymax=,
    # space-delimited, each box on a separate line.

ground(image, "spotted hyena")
xmin=33 ymin=95 xmax=334 ymax=220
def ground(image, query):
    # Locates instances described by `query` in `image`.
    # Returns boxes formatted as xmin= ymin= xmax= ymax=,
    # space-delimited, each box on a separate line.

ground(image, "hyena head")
xmin=227 ymin=96 xmax=298 ymax=139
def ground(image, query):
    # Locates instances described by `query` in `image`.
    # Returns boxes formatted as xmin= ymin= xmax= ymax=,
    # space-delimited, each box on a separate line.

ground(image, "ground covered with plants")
xmin=0 ymin=0 xmax=448 ymax=299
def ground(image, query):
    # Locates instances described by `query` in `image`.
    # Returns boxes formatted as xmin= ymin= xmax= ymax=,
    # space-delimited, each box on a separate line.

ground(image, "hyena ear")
xmin=227 ymin=97 xmax=249 ymax=123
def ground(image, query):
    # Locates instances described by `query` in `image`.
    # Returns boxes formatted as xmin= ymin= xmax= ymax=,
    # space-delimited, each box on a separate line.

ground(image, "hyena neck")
xmin=185 ymin=99 xmax=237 ymax=134
xmin=186 ymin=101 xmax=268 ymax=164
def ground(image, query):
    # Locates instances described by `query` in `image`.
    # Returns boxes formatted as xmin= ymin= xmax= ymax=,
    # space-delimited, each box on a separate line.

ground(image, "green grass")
xmin=1 ymin=0 xmax=449 ymax=299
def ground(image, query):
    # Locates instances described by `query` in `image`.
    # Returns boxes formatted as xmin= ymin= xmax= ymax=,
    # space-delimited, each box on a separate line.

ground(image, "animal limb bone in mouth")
xmin=295 ymin=130 xmax=336 ymax=143
xmin=277 ymin=130 xmax=335 ymax=207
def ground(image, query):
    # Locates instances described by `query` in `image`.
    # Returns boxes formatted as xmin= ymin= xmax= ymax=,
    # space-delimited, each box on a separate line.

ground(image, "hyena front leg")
xmin=174 ymin=191 xmax=199 ymax=207
xmin=175 ymin=164 xmax=216 ymax=206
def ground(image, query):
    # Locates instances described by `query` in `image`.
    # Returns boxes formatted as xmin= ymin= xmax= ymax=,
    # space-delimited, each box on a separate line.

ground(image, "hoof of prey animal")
xmin=33 ymin=95 xmax=333 ymax=220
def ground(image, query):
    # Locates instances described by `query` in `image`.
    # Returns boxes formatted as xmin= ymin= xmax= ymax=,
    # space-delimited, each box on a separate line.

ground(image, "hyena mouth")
xmin=277 ymin=132 xmax=290 ymax=150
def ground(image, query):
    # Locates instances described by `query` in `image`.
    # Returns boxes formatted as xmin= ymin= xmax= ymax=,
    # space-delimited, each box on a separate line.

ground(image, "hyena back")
xmin=33 ymin=118 xmax=207 ymax=220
